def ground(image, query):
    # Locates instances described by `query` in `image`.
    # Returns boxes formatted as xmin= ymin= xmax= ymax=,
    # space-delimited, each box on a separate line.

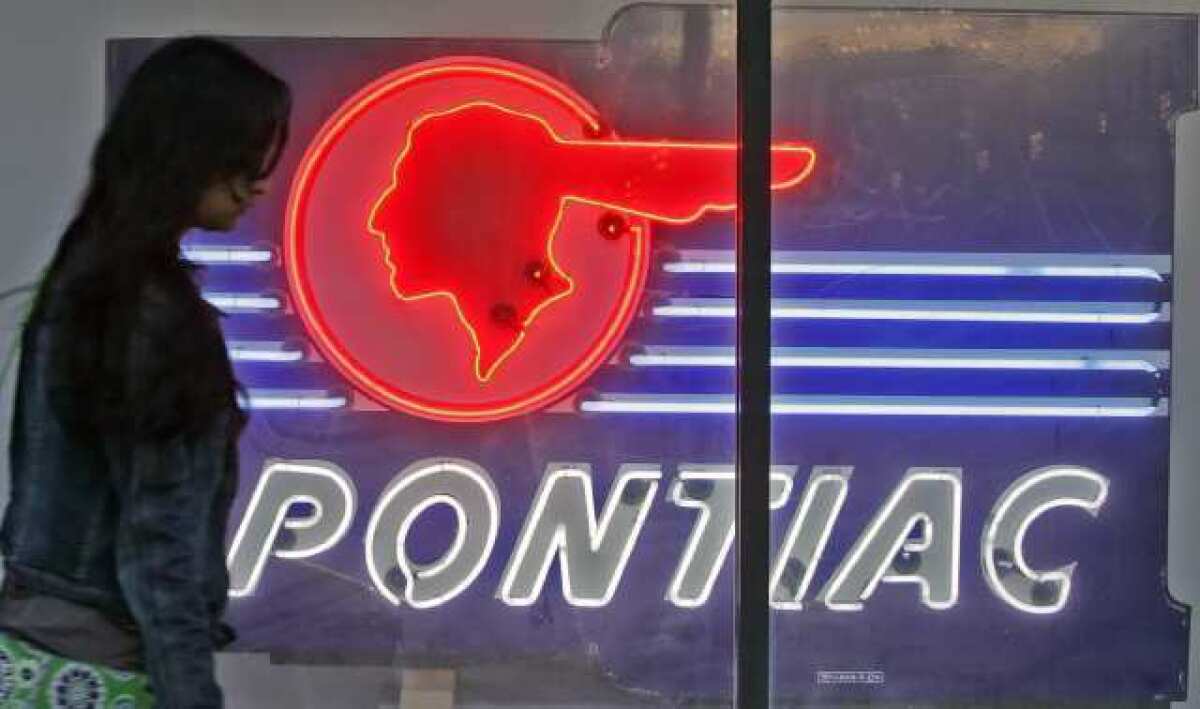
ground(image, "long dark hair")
xmin=32 ymin=37 xmax=291 ymax=441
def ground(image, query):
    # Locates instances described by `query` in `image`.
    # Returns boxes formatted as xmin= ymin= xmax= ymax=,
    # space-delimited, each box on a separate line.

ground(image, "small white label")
xmin=815 ymin=671 xmax=885 ymax=685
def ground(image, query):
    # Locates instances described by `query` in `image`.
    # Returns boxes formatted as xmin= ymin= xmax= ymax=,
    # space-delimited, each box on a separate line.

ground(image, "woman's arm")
xmin=109 ymin=433 xmax=225 ymax=709
xmin=106 ymin=279 xmax=235 ymax=708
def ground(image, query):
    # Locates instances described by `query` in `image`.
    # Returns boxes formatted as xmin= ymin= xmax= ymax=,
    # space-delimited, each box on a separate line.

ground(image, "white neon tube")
xmin=243 ymin=390 xmax=347 ymax=410
xmin=183 ymin=247 xmax=274 ymax=264
xmin=663 ymin=250 xmax=1169 ymax=281
xmin=665 ymin=263 xmax=1164 ymax=280
xmin=227 ymin=341 xmax=306 ymax=363
xmin=651 ymin=299 xmax=1168 ymax=324
xmin=203 ymin=293 xmax=283 ymax=311
xmin=627 ymin=347 xmax=1166 ymax=373
xmin=579 ymin=395 xmax=1166 ymax=418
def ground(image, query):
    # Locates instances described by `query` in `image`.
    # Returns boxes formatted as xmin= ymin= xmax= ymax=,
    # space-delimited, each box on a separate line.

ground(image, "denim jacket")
xmin=1 ymin=279 xmax=243 ymax=709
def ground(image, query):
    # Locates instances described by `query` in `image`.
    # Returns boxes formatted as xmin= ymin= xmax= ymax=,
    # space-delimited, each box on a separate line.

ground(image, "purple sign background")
xmin=109 ymin=7 xmax=1197 ymax=703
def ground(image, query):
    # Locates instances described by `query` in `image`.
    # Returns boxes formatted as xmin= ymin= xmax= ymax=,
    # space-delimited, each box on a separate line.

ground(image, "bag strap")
xmin=0 ymin=267 xmax=48 ymax=387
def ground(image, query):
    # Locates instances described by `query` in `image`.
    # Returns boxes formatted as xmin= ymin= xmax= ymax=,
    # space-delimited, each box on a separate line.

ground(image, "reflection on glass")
xmin=768 ymin=7 xmax=1193 ymax=707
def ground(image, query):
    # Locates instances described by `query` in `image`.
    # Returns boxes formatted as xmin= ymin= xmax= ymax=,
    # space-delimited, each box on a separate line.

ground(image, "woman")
xmin=0 ymin=37 xmax=290 ymax=708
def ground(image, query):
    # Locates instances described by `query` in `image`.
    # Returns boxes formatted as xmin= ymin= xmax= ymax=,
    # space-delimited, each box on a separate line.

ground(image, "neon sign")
xmin=227 ymin=457 xmax=1105 ymax=616
xmin=285 ymin=57 xmax=815 ymax=421
xmin=113 ymin=13 xmax=1189 ymax=697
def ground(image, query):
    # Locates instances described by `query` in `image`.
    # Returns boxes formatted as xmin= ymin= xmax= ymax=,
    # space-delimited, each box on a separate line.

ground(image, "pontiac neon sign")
xmin=108 ymin=19 xmax=1193 ymax=697
xmin=267 ymin=57 xmax=1111 ymax=617
xmin=227 ymin=458 xmax=1107 ymax=616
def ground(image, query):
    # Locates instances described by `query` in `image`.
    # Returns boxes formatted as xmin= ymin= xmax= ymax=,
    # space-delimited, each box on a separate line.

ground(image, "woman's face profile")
xmin=193 ymin=173 xmax=269 ymax=232
xmin=193 ymin=127 xmax=283 ymax=232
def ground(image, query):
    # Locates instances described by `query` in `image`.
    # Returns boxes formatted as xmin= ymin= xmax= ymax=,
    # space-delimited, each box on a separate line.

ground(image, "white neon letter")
xmin=226 ymin=459 xmax=357 ymax=597
xmin=666 ymin=466 xmax=794 ymax=608
xmin=820 ymin=468 xmax=962 ymax=611
xmin=365 ymin=458 xmax=499 ymax=609
xmin=770 ymin=467 xmax=852 ymax=610
xmin=982 ymin=465 xmax=1109 ymax=614
xmin=498 ymin=464 xmax=661 ymax=607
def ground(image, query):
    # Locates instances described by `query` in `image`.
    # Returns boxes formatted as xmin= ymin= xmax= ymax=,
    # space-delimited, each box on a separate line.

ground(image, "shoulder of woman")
xmin=135 ymin=270 xmax=210 ymax=329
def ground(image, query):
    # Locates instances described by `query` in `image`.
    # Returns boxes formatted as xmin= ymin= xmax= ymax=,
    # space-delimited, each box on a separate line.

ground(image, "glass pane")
xmin=769 ymin=8 xmax=1195 ymax=706
xmin=106 ymin=6 xmax=748 ymax=706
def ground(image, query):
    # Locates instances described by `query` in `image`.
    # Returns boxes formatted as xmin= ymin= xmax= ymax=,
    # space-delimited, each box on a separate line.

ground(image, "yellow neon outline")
xmin=366 ymin=99 xmax=816 ymax=382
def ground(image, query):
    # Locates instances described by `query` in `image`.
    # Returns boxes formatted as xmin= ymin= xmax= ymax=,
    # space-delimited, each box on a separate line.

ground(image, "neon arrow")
xmin=368 ymin=101 xmax=816 ymax=382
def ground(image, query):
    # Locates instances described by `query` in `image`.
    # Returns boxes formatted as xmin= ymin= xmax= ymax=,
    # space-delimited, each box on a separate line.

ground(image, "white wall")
xmin=1 ymin=1 xmax=1198 ymax=707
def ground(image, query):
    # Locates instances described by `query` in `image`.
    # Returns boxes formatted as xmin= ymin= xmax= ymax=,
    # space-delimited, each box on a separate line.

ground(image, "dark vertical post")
xmin=735 ymin=0 xmax=772 ymax=708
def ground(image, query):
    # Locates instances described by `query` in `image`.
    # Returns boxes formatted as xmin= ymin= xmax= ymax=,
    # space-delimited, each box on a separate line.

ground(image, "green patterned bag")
xmin=0 ymin=632 xmax=153 ymax=708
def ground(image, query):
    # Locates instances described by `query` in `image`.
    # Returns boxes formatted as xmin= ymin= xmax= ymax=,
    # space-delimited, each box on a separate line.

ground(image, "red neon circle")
xmin=284 ymin=57 xmax=652 ymax=423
